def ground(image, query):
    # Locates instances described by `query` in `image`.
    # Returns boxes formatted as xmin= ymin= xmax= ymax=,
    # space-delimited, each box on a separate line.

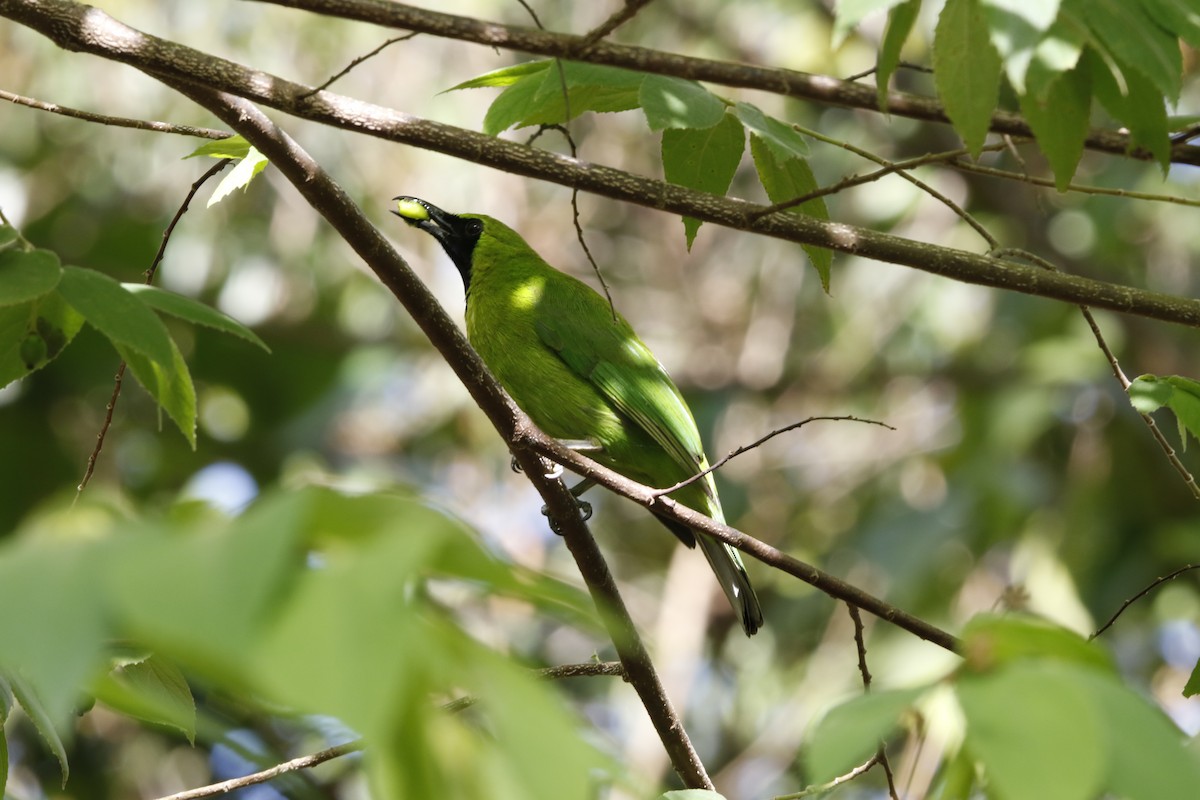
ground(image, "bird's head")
xmin=391 ymin=196 xmax=483 ymax=287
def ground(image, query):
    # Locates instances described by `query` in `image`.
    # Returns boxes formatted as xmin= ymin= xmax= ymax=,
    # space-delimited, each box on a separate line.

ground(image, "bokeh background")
xmin=2 ymin=1 xmax=1199 ymax=797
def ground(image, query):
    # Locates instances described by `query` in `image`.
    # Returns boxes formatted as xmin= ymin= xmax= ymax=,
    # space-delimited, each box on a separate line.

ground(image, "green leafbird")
xmin=392 ymin=197 xmax=763 ymax=636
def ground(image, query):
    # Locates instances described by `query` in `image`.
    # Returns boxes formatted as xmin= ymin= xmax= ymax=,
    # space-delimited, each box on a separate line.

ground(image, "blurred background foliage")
xmin=1 ymin=0 xmax=1199 ymax=797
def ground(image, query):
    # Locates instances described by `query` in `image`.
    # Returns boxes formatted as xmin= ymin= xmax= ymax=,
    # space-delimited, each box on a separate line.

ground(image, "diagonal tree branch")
xmin=154 ymin=77 xmax=714 ymax=792
xmin=522 ymin=432 xmax=961 ymax=654
xmin=4 ymin=0 xmax=1200 ymax=329
xmin=251 ymin=0 xmax=1200 ymax=167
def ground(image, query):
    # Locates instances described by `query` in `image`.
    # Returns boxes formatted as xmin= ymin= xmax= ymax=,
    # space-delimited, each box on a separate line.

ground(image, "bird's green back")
xmin=463 ymin=215 xmax=723 ymax=527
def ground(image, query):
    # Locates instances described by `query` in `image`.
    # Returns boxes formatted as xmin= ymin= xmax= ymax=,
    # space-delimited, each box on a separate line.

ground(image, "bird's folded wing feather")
xmin=533 ymin=315 xmax=716 ymax=505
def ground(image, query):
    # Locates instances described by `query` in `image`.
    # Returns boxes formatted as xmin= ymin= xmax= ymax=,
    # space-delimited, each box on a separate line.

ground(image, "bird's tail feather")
xmin=696 ymin=534 xmax=763 ymax=636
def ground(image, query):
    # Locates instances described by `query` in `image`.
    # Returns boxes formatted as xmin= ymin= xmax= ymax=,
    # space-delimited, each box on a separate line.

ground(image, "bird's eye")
xmin=466 ymin=219 xmax=483 ymax=235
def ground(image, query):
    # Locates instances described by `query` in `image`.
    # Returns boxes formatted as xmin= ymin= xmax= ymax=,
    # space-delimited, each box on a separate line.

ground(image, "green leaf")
xmin=1086 ymin=0 xmax=1181 ymax=101
xmin=1121 ymin=66 xmax=1171 ymax=170
xmin=1142 ymin=0 xmax=1200 ymax=49
xmin=0 ymin=224 xmax=19 ymax=250
xmin=0 ymin=290 xmax=85 ymax=387
xmin=662 ymin=112 xmax=745 ymax=249
xmin=933 ymin=0 xmax=1003 ymax=157
xmin=1185 ymin=658 xmax=1200 ymax=698
xmin=733 ymin=102 xmax=810 ymax=159
xmin=483 ymin=68 xmax=550 ymax=135
xmin=805 ymin=687 xmax=925 ymax=781
xmin=1129 ymin=374 xmax=1200 ymax=449
xmin=640 ymin=75 xmax=726 ymax=131
xmin=832 ymin=0 xmax=910 ymax=47
xmin=444 ymin=60 xmax=551 ymax=91
xmin=958 ymin=661 xmax=1106 ymax=800
xmin=530 ymin=61 xmax=645 ymax=117
xmin=0 ymin=537 xmax=113 ymax=756
xmin=960 ymin=614 xmax=1116 ymax=674
xmin=208 ymin=146 xmax=269 ymax=207
xmin=184 ymin=134 xmax=250 ymax=160
xmin=750 ymin=134 xmax=832 ymax=290
xmin=0 ymin=248 xmax=62 ymax=306
xmin=481 ymin=60 xmax=644 ymax=134
xmin=93 ymin=654 xmax=197 ymax=743
xmin=7 ymin=671 xmax=70 ymax=787
xmin=107 ymin=492 xmax=306 ymax=678
xmin=876 ymin=0 xmax=921 ymax=109
xmin=1076 ymin=667 xmax=1200 ymax=800
xmin=57 ymin=266 xmax=175 ymax=368
xmin=979 ymin=0 xmax=1065 ymax=93
xmin=122 ymin=284 xmax=270 ymax=351
xmin=116 ymin=337 xmax=198 ymax=448
xmin=1018 ymin=61 xmax=1091 ymax=190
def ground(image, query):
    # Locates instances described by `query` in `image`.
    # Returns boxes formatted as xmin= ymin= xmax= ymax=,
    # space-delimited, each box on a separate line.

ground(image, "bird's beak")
xmin=391 ymin=196 xmax=458 ymax=245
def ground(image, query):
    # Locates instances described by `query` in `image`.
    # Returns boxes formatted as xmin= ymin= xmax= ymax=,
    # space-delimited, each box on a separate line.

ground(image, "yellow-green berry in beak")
xmin=394 ymin=197 xmax=430 ymax=221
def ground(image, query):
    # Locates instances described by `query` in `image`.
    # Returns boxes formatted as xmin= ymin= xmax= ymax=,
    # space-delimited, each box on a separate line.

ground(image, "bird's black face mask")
xmin=391 ymin=196 xmax=481 ymax=288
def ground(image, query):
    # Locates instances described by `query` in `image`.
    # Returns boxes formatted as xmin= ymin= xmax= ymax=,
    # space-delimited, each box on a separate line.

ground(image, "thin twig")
xmin=527 ymin=432 xmax=960 ymax=652
xmin=994 ymin=247 xmax=1200 ymax=500
xmin=154 ymin=740 xmax=363 ymax=800
xmin=75 ymin=363 xmax=127 ymax=497
xmin=301 ymin=32 xmax=419 ymax=97
xmin=952 ymin=159 xmax=1200 ymax=208
xmin=845 ymin=60 xmax=933 ymax=82
xmin=774 ymin=754 xmax=881 ymax=799
xmin=750 ymin=142 xmax=1013 ymax=221
xmin=514 ymin=1 xmax=617 ymax=320
xmin=789 ymin=122 xmax=998 ymax=248
xmin=75 ymin=158 xmax=231 ymax=497
xmin=847 ymin=605 xmax=900 ymax=800
xmin=1 ymin=88 xmax=229 ymax=138
xmin=849 ymin=604 xmax=873 ymax=690
xmin=539 ymin=660 xmax=625 ymax=679
xmin=576 ymin=0 xmax=656 ymax=51
xmin=651 ymin=415 xmax=894 ymax=498
xmin=1090 ymin=564 xmax=1200 ymax=640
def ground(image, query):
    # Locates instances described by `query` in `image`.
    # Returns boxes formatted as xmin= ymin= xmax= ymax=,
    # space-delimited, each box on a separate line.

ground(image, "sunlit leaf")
xmin=733 ymin=102 xmax=809 ymax=159
xmin=1129 ymin=374 xmax=1200 ymax=449
xmin=185 ymin=134 xmax=249 ymax=160
xmin=445 ymin=60 xmax=551 ymax=91
xmin=832 ymin=0 xmax=911 ymax=47
xmin=640 ymin=75 xmax=726 ymax=130
xmin=208 ymin=146 xmax=268 ymax=207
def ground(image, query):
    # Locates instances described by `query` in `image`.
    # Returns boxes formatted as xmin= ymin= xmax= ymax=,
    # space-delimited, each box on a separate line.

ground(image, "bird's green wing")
xmin=534 ymin=312 xmax=716 ymax=504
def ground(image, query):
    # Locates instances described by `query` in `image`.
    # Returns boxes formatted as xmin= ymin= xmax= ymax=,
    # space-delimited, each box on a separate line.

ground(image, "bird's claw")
xmin=510 ymin=456 xmax=523 ymax=474
xmin=541 ymin=498 xmax=593 ymax=535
